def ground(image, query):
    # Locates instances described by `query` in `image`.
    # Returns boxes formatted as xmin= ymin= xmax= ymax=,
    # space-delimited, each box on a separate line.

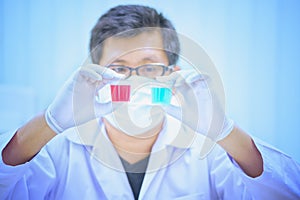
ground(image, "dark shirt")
xmin=119 ymin=156 xmax=150 ymax=200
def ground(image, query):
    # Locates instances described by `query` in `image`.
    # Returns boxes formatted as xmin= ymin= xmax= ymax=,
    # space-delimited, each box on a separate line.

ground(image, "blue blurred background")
xmin=1 ymin=0 xmax=299 ymax=162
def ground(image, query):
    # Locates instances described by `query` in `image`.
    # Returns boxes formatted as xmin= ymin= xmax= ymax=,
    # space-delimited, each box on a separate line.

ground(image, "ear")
xmin=173 ymin=65 xmax=181 ymax=71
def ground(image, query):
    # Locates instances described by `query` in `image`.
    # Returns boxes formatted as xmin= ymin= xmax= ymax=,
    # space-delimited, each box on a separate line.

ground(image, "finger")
xmin=173 ymin=70 xmax=210 ymax=88
xmin=186 ymin=73 xmax=209 ymax=83
xmin=79 ymin=67 xmax=103 ymax=81
xmin=79 ymin=64 xmax=126 ymax=84
xmin=84 ymin=64 xmax=125 ymax=80
xmin=155 ymin=71 xmax=180 ymax=86
xmin=103 ymin=69 xmax=125 ymax=80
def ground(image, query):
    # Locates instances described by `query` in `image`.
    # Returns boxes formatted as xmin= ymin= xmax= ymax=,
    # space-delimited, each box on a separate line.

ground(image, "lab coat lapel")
xmin=138 ymin=115 xmax=199 ymax=199
xmin=89 ymin=130 xmax=134 ymax=199
xmin=138 ymin=146 xmax=173 ymax=199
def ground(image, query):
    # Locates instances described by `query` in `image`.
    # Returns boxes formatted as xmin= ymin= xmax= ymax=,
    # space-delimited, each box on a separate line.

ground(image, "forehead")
xmin=99 ymin=31 xmax=166 ymax=65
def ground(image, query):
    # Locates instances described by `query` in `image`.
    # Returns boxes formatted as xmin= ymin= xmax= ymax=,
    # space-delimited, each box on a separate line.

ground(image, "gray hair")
xmin=89 ymin=5 xmax=180 ymax=65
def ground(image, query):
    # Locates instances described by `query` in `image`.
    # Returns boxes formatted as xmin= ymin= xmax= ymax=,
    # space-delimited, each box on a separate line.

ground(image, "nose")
xmin=131 ymin=69 xmax=138 ymax=76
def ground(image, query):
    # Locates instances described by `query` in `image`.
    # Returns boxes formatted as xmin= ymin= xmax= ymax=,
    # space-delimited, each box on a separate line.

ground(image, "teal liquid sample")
xmin=151 ymin=87 xmax=172 ymax=104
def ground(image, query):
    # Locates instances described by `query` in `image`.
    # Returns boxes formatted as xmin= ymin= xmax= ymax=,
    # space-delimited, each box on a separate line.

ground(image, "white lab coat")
xmin=0 ymin=115 xmax=299 ymax=199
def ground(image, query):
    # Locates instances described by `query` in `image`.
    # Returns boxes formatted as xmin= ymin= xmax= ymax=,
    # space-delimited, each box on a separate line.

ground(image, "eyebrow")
xmin=111 ymin=59 xmax=126 ymax=64
xmin=142 ymin=56 xmax=160 ymax=62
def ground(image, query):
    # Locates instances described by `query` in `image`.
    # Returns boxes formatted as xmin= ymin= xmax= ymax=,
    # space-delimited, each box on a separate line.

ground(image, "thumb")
xmin=93 ymin=101 xmax=113 ymax=118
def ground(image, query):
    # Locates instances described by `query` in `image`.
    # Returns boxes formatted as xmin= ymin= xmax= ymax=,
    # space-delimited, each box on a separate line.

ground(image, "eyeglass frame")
xmin=106 ymin=63 xmax=174 ymax=79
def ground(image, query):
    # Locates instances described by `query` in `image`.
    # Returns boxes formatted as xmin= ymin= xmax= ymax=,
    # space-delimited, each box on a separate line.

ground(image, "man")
xmin=0 ymin=4 xmax=299 ymax=200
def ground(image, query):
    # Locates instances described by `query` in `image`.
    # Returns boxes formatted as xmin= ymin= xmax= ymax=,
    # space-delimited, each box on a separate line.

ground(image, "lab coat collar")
xmin=65 ymin=114 xmax=217 ymax=162
xmin=64 ymin=115 xmax=208 ymax=151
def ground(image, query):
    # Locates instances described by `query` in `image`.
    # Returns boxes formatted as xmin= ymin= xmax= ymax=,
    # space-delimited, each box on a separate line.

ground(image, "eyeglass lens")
xmin=108 ymin=64 xmax=168 ymax=78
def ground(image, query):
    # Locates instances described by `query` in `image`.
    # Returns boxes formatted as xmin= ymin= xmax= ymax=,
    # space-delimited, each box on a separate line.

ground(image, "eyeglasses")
xmin=107 ymin=63 xmax=174 ymax=79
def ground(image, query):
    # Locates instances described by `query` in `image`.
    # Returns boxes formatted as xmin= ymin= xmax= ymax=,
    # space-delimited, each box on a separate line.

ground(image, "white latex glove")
xmin=156 ymin=69 xmax=234 ymax=142
xmin=45 ymin=64 xmax=125 ymax=133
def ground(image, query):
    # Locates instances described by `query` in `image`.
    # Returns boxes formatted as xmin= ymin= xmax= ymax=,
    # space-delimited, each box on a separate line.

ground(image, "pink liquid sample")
xmin=110 ymin=85 xmax=131 ymax=102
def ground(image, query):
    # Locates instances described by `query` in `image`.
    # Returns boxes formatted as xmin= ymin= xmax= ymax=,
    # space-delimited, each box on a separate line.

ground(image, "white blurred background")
xmin=0 ymin=0 xmax=299 ymax=162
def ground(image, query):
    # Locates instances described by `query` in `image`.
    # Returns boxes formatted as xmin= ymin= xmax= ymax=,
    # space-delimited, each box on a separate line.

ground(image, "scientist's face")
xmin=99 ymin=31 xmax=173 ymax=138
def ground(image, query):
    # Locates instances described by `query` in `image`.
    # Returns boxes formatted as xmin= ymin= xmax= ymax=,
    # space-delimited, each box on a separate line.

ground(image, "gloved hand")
xmin=45 ymin=64 xmax=124 ymax=133
xmin=156 ymin=69 xmax=234 ymax=142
